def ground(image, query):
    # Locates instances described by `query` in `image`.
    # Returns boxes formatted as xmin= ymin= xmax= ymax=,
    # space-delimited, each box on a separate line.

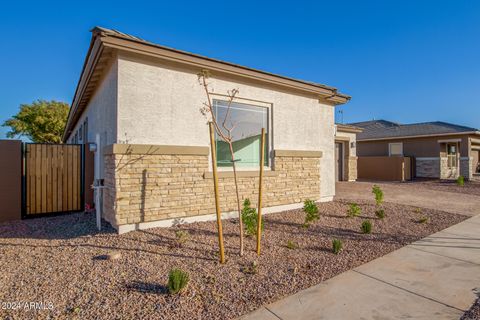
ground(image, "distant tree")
xmin=2 ymin=100 xmax=69 ymax=143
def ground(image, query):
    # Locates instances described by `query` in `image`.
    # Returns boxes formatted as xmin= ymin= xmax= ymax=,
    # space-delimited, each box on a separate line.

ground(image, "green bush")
xmin=417 ymin=216 xmax=429 ymax=224
xmin=332 ymin=239 xmax=343 ymax=254
xmin=375 ymin=209 xmax=385 ymax=219
xmin=167 ymin=268 xmax=189 ymax=294
xmin=241 ymin=261 xmax=258 ymax=275
xmin=457 ymin=176 xmax=465 ymax=186
xmin=286 ymin=240 xmax=298 ymax=250
xmin=303 ymin=199 xmax=320 ymax=228
xmin=361 ymin=220 xmax=372 ymax=234
xmin=347 ymin=203 xmax=362 ymax=217
xmin=175 ymin=230 xmax=189 ymax=245
xmin=372 ymin=185 xmax=384 ymax=206
xmin=241 ymin=199 xmax=264 ymax=236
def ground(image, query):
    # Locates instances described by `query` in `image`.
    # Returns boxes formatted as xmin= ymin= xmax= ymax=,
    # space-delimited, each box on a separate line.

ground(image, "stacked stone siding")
xmin=460 ymin=157 xmax=473 ymax=180
xmin=416 ymin=159 xmax=440 ymax=178
xmin=347 ymin=157 xmax=358 ymax=181
xmin=102 ymin=148 xmax=321 ymax=229
xmin=440 ymin=157 xmax=459 ymax=179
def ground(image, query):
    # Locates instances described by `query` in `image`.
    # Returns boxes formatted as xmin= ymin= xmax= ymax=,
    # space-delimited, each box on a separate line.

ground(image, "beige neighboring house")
xmin=352 ymin=120 xmax=480 ymax=180
xmin=334 ymin=124 xmax=363 ymax=182
xmin=63 ymin=27 xmax=351 ymax=233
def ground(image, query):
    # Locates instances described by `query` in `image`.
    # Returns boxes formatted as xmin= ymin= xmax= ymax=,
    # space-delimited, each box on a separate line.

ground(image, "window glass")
xmin=447 ymin=143 xmax=457 ymax=168
xmin=389 ymin=143 xmax=403 ymax=156
xmin=213 ymin=100 xmax=269 ymax=168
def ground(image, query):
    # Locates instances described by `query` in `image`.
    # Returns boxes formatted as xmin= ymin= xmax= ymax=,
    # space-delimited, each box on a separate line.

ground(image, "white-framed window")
xmin=446 ymin=143 xmax=458 ymax=168
xmin=213 ymin=99 xmax=269 ymax=168
xmin=388 ymin=142 xmax=403 ymax=156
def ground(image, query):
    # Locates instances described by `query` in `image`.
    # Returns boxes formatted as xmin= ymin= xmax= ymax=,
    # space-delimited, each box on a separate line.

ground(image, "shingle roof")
xmin=350 ymin=120 xmax=479 ymax=140
xmin=91 ymin=27 xmax=350 ymax=98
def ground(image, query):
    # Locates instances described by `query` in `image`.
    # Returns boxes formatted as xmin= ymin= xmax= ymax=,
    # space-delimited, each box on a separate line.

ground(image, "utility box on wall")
xmin=0 ymin=140 xmax=22 ymax=222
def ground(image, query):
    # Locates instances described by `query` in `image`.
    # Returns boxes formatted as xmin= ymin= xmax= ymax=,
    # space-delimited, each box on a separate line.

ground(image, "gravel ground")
xmin=462 ymin=297 xmax=480 ymax=320
xmin=0 ymin=200 xmax=467 ymax=320
xmin=403 ymin=179 xmax=480 ymax=196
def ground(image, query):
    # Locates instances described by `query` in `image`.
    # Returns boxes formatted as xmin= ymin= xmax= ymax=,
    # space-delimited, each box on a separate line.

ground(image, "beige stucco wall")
xmin=116 ymin=53 xmax=336 ymax=200
xmin=67 ymin=60 xmax=119 ymax=177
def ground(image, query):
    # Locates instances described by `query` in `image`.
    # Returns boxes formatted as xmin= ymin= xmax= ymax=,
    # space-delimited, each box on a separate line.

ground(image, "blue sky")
xmin=1 ymin=0 xmax=479 ymax=139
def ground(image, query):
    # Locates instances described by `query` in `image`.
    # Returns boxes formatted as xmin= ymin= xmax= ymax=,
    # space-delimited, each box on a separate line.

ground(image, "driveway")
xmin=336 ymin=181 xmax=480 ymax=216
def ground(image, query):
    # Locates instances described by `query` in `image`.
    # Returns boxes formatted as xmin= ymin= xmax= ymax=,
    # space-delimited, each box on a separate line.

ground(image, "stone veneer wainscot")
xmin=102 ymin=144 xmax=322 ymax=231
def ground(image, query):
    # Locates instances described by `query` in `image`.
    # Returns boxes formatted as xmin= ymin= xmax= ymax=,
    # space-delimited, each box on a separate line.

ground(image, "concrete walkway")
xmin=336 ymin=181 xmax=479 ymax=216
xmin=242 ymin=214 xmax=480 ymax=319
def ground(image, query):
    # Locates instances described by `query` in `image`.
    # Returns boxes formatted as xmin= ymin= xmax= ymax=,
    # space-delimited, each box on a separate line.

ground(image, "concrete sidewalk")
xmin=242 ymin=215 xmax=480 ymax=320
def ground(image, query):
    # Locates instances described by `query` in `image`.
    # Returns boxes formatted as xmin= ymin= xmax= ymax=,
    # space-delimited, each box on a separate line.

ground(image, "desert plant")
xmin=457 ymin=175 xmax=465 ymax=186
xmin=175 ymin=230 xmax=189 ymax=245
xmin=286 ymin=240 xmax=298 ymax=250
xmin=414 ymin=207 xmax=423 ymax=214
xmin=375 ymin=209 xmax=385 ymax=219
xmin=372 ymin=185 xmax=384 ymax=206
xmin=241 ymin=199 xmax=264 ymax=236
xmin=167 ymin=268 xmax=190 ymax=294
xmin=241 ymin=261 xmax=259 ymax=275
xmin=417 ymin=216 xmax=429 ymax=224
xmin=303 ymin=199 xmax=320 ymax=227
xmin=332 ymin=239 xmax=343 ymax=254
xmin=361 ymin=220 xmax=372 ymax=234
xmin=347 ymin=203 xmax=362 ymax=217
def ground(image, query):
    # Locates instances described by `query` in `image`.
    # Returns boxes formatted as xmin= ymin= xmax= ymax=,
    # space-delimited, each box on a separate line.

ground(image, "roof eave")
xmin=358 ymin=131 xmax=480 ymax=142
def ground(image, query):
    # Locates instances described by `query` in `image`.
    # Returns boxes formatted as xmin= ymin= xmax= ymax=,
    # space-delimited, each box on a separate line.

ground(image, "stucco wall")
xmin=116 ymin=53 xmax=336 ymax=200
xmin=67 ymin=60 xmax=118 ymax=177
xmin=357 ymin=135 xmax=471 ymax=158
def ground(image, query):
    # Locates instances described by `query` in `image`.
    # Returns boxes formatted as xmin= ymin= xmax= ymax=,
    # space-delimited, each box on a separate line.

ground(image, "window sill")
xmin=203 ymin=170 xmax=277 ymax=179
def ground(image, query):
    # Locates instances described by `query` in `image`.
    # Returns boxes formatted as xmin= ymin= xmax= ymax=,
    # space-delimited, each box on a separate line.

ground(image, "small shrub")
xmin=303 ymin=199 xmax=320 ymax=228
xmin=175 ymin=230 xmax=189 ymax=245
xmin=332 ymin=239 xmax=343 ymax=254
xmin=347 ymin=203 xmax=362 ymax=217
xmin=414 ymin=207 xmax=423 ymax=214
xmin=286 ymin=240 xmax=298 ymax=250
xmin=241 ymin=261 xmax=258 ymax=275
xmin=361 ymin=220 xmax=372 ymax=234
xmin=167 ymin=268 xmax=190 ymax=294
xmin=372 ymin=185 xmax=384 ymax=206
xmin=457 ymin=175 xmax=465 ymax=186
xmin=375 ymin=209 xmax=385 ymax=219
xmin=417 ymin=216 xmax=429 ymax=224
xmin=241 ymin=199 xmax=264 ymax=236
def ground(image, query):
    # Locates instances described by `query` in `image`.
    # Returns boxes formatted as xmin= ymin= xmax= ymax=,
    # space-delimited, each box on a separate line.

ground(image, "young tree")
xmin=2 ymin=100 xmax=69 ymax=143
xmin=198 ymin=70 xmax=245 ymax=256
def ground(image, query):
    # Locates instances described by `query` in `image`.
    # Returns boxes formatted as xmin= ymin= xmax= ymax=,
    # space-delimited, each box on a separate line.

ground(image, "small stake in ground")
xmin=209 ymin=122 xmax=225 ymax=264
xmin=256 ymin=128 xmax=266 ymax=255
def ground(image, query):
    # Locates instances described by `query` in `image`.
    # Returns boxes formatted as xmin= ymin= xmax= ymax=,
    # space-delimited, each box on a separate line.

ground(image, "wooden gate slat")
xmin=25 ymin=143 xmax=84 ymax=216
xmin=51 ymin=145 xmax=58 ymax=213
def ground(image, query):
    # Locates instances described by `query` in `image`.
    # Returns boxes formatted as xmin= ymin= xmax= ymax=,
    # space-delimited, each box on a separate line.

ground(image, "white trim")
xmin=319 ymin=195 xmax=334 ymax=202
xmin=359 ymin=131 xmax=480 ymax=142
xmin=438 ymin=138 xmax=461 ymax=143
xmin=116 ymin=201 xmax=312 ymax=234
xmin=388 ymin=142 xmax=403 ymax=156
xmin=416 ymin=157 xmax=440 ymax=161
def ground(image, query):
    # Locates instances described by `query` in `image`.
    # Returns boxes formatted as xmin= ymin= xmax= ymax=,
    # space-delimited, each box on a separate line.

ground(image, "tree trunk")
xmin=228 ymin=142 xmax=244 ymax=256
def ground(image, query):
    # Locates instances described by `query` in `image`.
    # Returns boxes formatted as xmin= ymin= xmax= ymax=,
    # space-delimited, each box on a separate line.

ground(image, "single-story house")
xmin=351 ymin=120 xmax=480 ymax=180
xmin=63 ymin=27 xmax=352 ymax=233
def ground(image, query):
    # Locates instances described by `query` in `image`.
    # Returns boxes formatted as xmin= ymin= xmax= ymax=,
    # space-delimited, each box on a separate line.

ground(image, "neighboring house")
xmin=63 ymin=27 xmax=351 ymax=233
xmin=352 ymin=120 xmax=480 ymax=180
xmin=334 ymin=124 xmax=363 ymax=182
